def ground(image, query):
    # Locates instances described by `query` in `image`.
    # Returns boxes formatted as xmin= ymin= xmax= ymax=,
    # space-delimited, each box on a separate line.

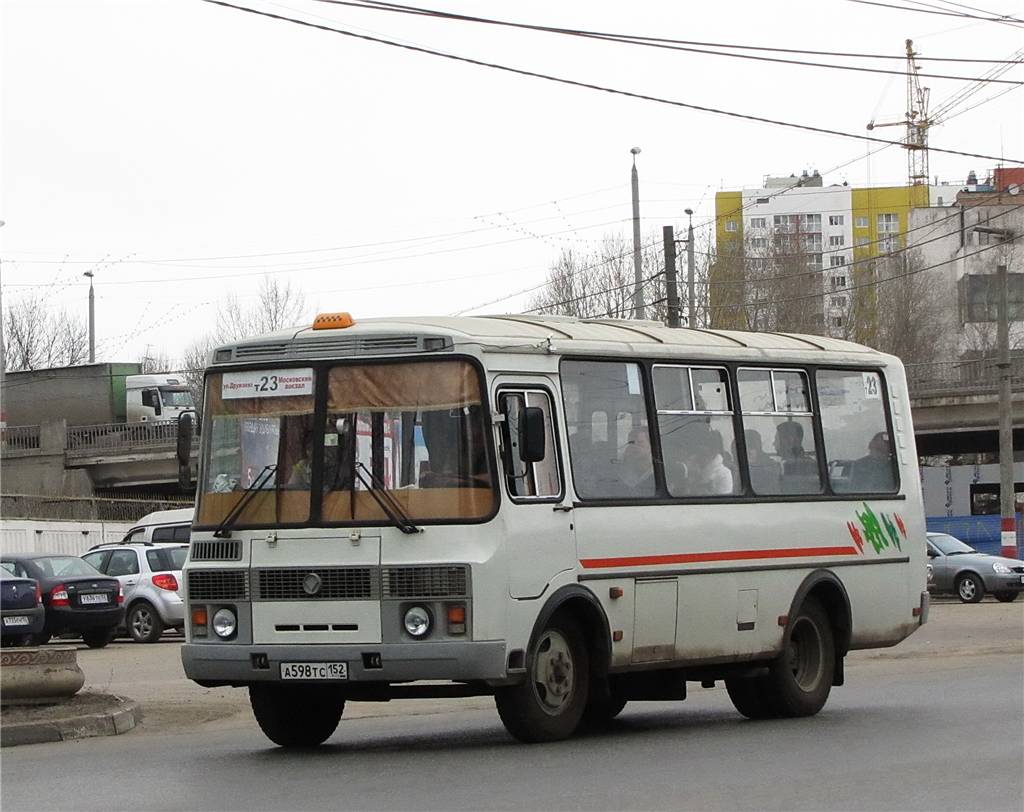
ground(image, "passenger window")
xmin=653 ymin=366 xmax=738 ymax=497
xmin=152 ymin=527 xmax=176 ymax=542
xmin=562 ymin=361 xmax=654 ymax=499
xmin=817 ymin=369 xmax=897 ymax=494
xmin=82 ymin=551 xmax=109 ymax=572
xmin=173 ymin=525 xmax=192 ymax=542
xmin=738 ymin=368 xmax=822 ymax=495
xmin=497 ymin=390 xmax=561 ymax=500
xmin=107 ymin=550 xmax=140 ymax=577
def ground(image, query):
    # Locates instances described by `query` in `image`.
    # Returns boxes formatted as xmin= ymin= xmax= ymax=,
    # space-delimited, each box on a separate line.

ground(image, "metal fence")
xmin=1 ymin=493 xmax=193 ymax=523
xmin=0 ymin=425 xmax=41 ymax=452
xmin=905 ymin=356 xmax=1024 ymax=396
xmin=65 ymin=420 xmax=186 ymax=453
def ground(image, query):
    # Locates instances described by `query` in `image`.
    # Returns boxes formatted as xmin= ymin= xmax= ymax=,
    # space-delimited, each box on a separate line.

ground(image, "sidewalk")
xmin=2 ymin=600 xmax=1020 ymax=746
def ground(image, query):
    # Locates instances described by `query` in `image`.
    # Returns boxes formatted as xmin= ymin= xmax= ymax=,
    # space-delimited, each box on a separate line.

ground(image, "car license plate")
xmin=3 ymin=616 xmax=30 ymax=626
xmin=1020 ymin=575 xmax=1024 ymax=584
xmin=280 ymin=662 xmax=348 ymax=680
xmin=79 ymin=593 xmax=108 ymax=605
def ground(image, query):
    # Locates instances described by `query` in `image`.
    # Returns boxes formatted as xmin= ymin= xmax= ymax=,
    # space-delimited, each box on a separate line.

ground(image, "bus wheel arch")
xmin=788 ymin=570 xmax=852 ymax=687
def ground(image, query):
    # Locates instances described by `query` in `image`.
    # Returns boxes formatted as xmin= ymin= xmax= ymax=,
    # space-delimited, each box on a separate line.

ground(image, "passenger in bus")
xmin=287 ymin=432 xmax=314 ymax=488
xmin=620 ymin=427 xmax=656 ymax=496
xmin=849 ymin=432 xmax=895 ymax=492
xmin=773 ymin=420 xmax=819 ymax=492
xmin=686 ymin=429 xmax=733 ymax=495
xmin=743 ymin=429 xmax=782 ymax=493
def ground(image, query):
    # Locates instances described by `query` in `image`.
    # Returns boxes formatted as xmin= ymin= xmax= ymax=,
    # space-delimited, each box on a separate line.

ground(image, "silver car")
xmin=82 ymin=542 xmax=188 ymax=642
xmin=926 ymin=532 xmax=1024 ymax=604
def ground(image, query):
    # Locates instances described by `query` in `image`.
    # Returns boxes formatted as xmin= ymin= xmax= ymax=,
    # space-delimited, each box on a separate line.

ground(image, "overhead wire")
xmin=845 ymin=0 xmax=1024 ymax=25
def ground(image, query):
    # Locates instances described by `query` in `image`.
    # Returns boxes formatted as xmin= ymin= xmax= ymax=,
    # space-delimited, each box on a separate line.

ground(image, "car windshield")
xmin=147 ymin=547 xmax=188 ymax=572
xmin=160 ymin=387 xmax=194 ymax=408
xmin=929 ymin=534 xmax=976 ymax=555
xmin=32 ymin=557 xmax=103 ymax=578
xmin=196 ymin=359 xmax=495 ymax=528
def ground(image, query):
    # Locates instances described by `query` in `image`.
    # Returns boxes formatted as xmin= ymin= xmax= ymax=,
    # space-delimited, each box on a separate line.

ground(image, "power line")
xmin=200 ymin=0 xmax=1023 ymax=165
xmin=845 ymin=0 xmax=1024 ymax=25
xmin=310 ymin=0 xmax=1024 ymax=83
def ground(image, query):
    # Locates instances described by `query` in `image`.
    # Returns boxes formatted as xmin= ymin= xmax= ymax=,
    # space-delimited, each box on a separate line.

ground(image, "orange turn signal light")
xmin=446 ymin=605 xmax=466 ymax=624
xmin=192 ymin=607 xmax=209 ymax=626
xmin=312 ymin=311 xmax=355 ymax=330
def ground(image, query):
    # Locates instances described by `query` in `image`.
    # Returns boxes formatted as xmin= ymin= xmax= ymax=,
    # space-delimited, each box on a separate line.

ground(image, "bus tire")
xmin=725 ymin=675 xmax=779 ymax=720
xmin=249 ymin=684 xmax=345 ymax=747
xmin=581 ymin=688 xmax=627 ymax=728
xmin=495 ymin=612 xmax=589 ymax=743
xmin=767 ymin=597 xmax=835 ymax=718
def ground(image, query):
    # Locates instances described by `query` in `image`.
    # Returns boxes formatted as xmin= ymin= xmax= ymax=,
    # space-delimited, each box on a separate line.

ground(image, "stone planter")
xmin=1 ymin=646 xmax=85 ymax=705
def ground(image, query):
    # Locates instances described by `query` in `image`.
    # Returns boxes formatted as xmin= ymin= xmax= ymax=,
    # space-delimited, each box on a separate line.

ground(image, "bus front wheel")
xmin=249 ymin=684 xmax=345 ymax=747
xmin=495 ymin=612 xmax=590 ymax=743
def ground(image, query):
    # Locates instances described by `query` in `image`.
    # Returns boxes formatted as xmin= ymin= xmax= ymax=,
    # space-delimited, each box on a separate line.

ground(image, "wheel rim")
xmin=131 ymin=608 xmax=153 ymax=639
xmin=785 ymin=617 xmax=824 ymax=692
xmin=531 ymin=629 xmax=575 ymax=715
xmin=959 ymin=579 xmax=976 ymax=600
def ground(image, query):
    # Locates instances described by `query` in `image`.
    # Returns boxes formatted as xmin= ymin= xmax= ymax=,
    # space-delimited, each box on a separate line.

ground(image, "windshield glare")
xmin=160 ymin=388 xmax=194 ymax=408
xmin=929 ymin=534 xmax=976 ymax=555
xmin=196 ymin=360 xmax=495 ymax=528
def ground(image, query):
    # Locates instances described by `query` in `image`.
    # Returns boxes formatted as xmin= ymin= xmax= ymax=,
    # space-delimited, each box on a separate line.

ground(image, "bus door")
xmin=493 ymin=381 xmax=575 ymax=599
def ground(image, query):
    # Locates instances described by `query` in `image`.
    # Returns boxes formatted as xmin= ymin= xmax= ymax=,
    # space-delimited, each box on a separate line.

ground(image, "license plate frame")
xmin=280 ymin=661 xmax=349 ymax=681
xmin=79 ymin=593 xmax=109 ymax=606
xmin=3 ymin=615 xmax=30 ymax=626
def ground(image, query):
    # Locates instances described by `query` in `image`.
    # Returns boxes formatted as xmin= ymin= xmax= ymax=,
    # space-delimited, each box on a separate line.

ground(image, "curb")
xmin=1 ymin=696 xmax=141 ymax=748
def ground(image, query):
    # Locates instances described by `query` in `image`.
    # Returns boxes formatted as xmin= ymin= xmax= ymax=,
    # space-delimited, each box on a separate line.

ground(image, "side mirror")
xmin=519 ymin=406 xmax=546 ymax=463
xmin=926 ymin=548 xmax=938 ymax=558
xmin=177 ymin=413 xmax=193 ymax=490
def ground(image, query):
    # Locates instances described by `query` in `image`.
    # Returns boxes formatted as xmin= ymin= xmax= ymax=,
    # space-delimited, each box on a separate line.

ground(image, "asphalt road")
xmin=2 ymin=603 xmax=1022 ymax=812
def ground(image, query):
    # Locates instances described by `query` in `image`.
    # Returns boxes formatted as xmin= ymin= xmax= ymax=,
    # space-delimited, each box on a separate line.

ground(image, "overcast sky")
xmin=2 ymin=0 xmax=1021 ymax=364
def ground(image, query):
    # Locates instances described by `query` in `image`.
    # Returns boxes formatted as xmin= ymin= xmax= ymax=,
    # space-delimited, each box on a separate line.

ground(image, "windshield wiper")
xmin=213 ymin=464 xmax=277 ymax=538
xmin=354 ymin=462 xmax=421 ymax=535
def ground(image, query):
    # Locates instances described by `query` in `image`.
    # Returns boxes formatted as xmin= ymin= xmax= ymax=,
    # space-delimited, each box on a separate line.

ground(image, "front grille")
xmin=289 ymin=335 xmax=425 ymax=357
xmin=256 ymin=567 xmax=376 ymax=600
xmin=191 ymin=540 xmax=243 ymax=562
xmin=383 ymin=565 xmax=469 ymax=598
xmin=188 ymin=569 xmax=249 ymax=601
xmin=1011 ymin=566 xmax=1024 ymax=574
xmin=232 ymin=342 xmax=289 ymax=360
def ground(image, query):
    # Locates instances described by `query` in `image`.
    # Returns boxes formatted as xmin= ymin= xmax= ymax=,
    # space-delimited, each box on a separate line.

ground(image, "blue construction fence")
xmin=925 ymin=513 xmax=1024 ymax=557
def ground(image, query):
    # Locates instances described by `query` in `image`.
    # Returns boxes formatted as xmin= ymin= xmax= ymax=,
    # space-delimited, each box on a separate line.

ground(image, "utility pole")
xmin=685 ymin=208 xmax=696 ymax=328
xmin=84 ymin=270 xmax=95 ymax=363
xmin=996 ymin=262 xmax=1017 ymax=557
xmin=663 ymin=226 xmax=680 ymax=328
xmin=630 ymin=147 xmax=644 ymax=320
xmin=1 ymin=220 xmax=7 ymax=424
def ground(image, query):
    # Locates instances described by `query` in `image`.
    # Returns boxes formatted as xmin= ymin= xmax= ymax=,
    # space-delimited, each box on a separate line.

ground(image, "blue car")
xmin=0 ymin=568 xmax=46 ymax=646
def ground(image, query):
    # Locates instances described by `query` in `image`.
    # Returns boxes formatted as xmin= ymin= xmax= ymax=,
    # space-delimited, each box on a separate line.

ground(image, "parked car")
xmin=81 ymin=509 xmax=192 ymax=643
xmin=926 ymin=532 xmax=1024 ymax=603
xmin=0 ymin=569 xmax=45 ymax=646
xmin=0 ymin=555 xmax=123 ymax=647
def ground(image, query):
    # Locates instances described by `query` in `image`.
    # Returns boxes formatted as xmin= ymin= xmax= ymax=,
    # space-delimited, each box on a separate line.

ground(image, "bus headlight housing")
xmin=403 ymin=605 xmax=432 ymax=638
xmin=212 ymin=608 xmax=237 ymax=639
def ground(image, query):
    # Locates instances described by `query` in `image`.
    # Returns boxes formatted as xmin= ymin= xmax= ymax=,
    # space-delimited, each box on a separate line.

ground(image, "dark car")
xmin=0 ymin=569 xmax=45 ymax=646
xmin=0 ymin=555 xmax=124 ymax=648
xmin=926 ymin=532 xmax=1024 ymax=603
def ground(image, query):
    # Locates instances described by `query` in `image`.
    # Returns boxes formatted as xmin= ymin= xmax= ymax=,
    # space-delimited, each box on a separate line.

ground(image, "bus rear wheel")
xmin=726 ymin=598 xmax=834 ymax=720
xmin=495 ymin=613 xmax=589 ymax=743
xmin=249 ymin=684 xmax=345 ymax=747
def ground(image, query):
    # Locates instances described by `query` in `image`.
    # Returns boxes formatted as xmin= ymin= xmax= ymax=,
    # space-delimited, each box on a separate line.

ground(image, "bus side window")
xmin=498 ymin=390 xmax=561 ymax=500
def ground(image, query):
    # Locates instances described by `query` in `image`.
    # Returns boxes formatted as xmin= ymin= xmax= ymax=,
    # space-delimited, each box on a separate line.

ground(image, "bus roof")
xmin=215 ymin=314 xmax=894 ymax=365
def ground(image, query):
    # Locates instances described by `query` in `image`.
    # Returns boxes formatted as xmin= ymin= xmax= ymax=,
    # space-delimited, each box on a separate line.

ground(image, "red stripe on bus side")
xmin=579 ymin=545 xmax=860 ymax=570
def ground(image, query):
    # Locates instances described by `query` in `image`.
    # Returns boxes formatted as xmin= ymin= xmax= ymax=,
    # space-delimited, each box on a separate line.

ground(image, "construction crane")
xmin=867 ymin=40 xmax=1024 ymax=188
xmin=866 ymin=39 xmax=930 ymax=187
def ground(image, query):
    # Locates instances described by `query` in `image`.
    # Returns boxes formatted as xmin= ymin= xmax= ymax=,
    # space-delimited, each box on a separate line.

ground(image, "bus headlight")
xmin=403 ymin=605 xmax=432 ymax=638
xmin=212 ymin=608 xmax=237 ymax=639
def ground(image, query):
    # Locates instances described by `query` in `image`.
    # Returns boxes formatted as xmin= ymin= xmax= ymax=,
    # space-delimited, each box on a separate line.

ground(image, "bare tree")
xmin=3 ymin=292 xmax=89 ymax=371
xmin=868 ymin=250 xmax=952 ymax=363
xmin=138 ymin=346 xmax=174 ymax=374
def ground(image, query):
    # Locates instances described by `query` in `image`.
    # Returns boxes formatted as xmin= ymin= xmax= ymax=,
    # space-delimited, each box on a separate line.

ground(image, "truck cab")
xmin=125 ymin=375 xmax=196 ymax=423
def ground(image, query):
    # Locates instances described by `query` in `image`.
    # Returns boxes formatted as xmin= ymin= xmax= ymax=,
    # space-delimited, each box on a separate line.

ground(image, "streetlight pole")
xmin=630 ymin=147 xmax=644 ymax=320
xmin=83 ymin=270 xmax=95 ymax=364
xmin=685 ymin=208 xmax=696 ymax=328
xmin=0 ymin=220 xmax=6 ymax=427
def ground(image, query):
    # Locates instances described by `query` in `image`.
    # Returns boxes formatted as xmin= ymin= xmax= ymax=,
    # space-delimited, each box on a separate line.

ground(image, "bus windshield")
xmin=196 ymin=359 xmax=495 ymax=528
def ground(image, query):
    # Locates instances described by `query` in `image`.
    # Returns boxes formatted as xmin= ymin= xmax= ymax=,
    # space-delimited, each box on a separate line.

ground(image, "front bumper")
xmin=181 ymin=640 xmax=508 ymax=686
xmin=985 ymin=575 xmax=1024 ymax=594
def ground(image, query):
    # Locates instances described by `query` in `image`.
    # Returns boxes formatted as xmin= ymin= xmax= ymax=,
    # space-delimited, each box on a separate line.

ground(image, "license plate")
xmin=3 ymin=616 xmax=30 ymax=626
xmin=1020 ymin=575 xmax=1024 ymax=584
xmin=280 ymin=662 xmax=348 ymax=680
xmin=79 ymin=593 xmax=108 ymax=605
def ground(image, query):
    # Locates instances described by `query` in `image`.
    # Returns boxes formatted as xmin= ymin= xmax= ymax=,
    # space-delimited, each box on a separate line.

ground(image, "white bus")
xmin=181 ymin=314 xmax=928 ymax=746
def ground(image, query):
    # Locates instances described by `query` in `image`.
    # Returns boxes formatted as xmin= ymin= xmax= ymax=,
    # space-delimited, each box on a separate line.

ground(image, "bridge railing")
xmin=65 ymin=420 xmax=194 ymax=454
xmin=906 ymin=356 xmax=1024 ymax=396
xmin=0 ymin=425 xmax=42 ymax=452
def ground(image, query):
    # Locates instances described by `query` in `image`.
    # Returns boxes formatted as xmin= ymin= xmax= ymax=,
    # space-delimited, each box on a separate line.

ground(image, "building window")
xmin=750 ymin=217 xmax=766 ymax=229
xmin=830 ymin=296 xmax=847 ymax=308
xmin=756 ymin=197 xmax=770 ymax=204
xmin=856 ymin=236 xmax=870 ymax=247
xmin=829 ymin=255 xmax=847 ymax=268
xmin=773 ymin=214 xmax=796 ymax=233
xmin=725 ymin=220 xmax=738 ymax=232
xmin=877 ymin=213 xmax=899 ymax=233
xmin=803 ymin=234 xmax=823 ymax=252
xmin=855 ymin=216 xmax=868 ymax=229
xmin=833 ymin=275 xmax=846 ymax=288
xmin=807 ymin=253 xmax=823 ymax=271
xmin=829 ymin=215 xmax=845 ymax=226
xmin=801 ymin=213 xmax=822 ymax=231
xmin=832 ymin=316 xmax=844 ymax=328
xmin=750 ymin=237 xmax=767 ymax=250
xmin=829 ymin=235 xmax=845 ymax=247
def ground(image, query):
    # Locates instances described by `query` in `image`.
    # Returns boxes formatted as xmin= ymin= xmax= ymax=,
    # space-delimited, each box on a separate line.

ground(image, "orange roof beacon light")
xmin=312 ymin=312 xmax=355 ymax=330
